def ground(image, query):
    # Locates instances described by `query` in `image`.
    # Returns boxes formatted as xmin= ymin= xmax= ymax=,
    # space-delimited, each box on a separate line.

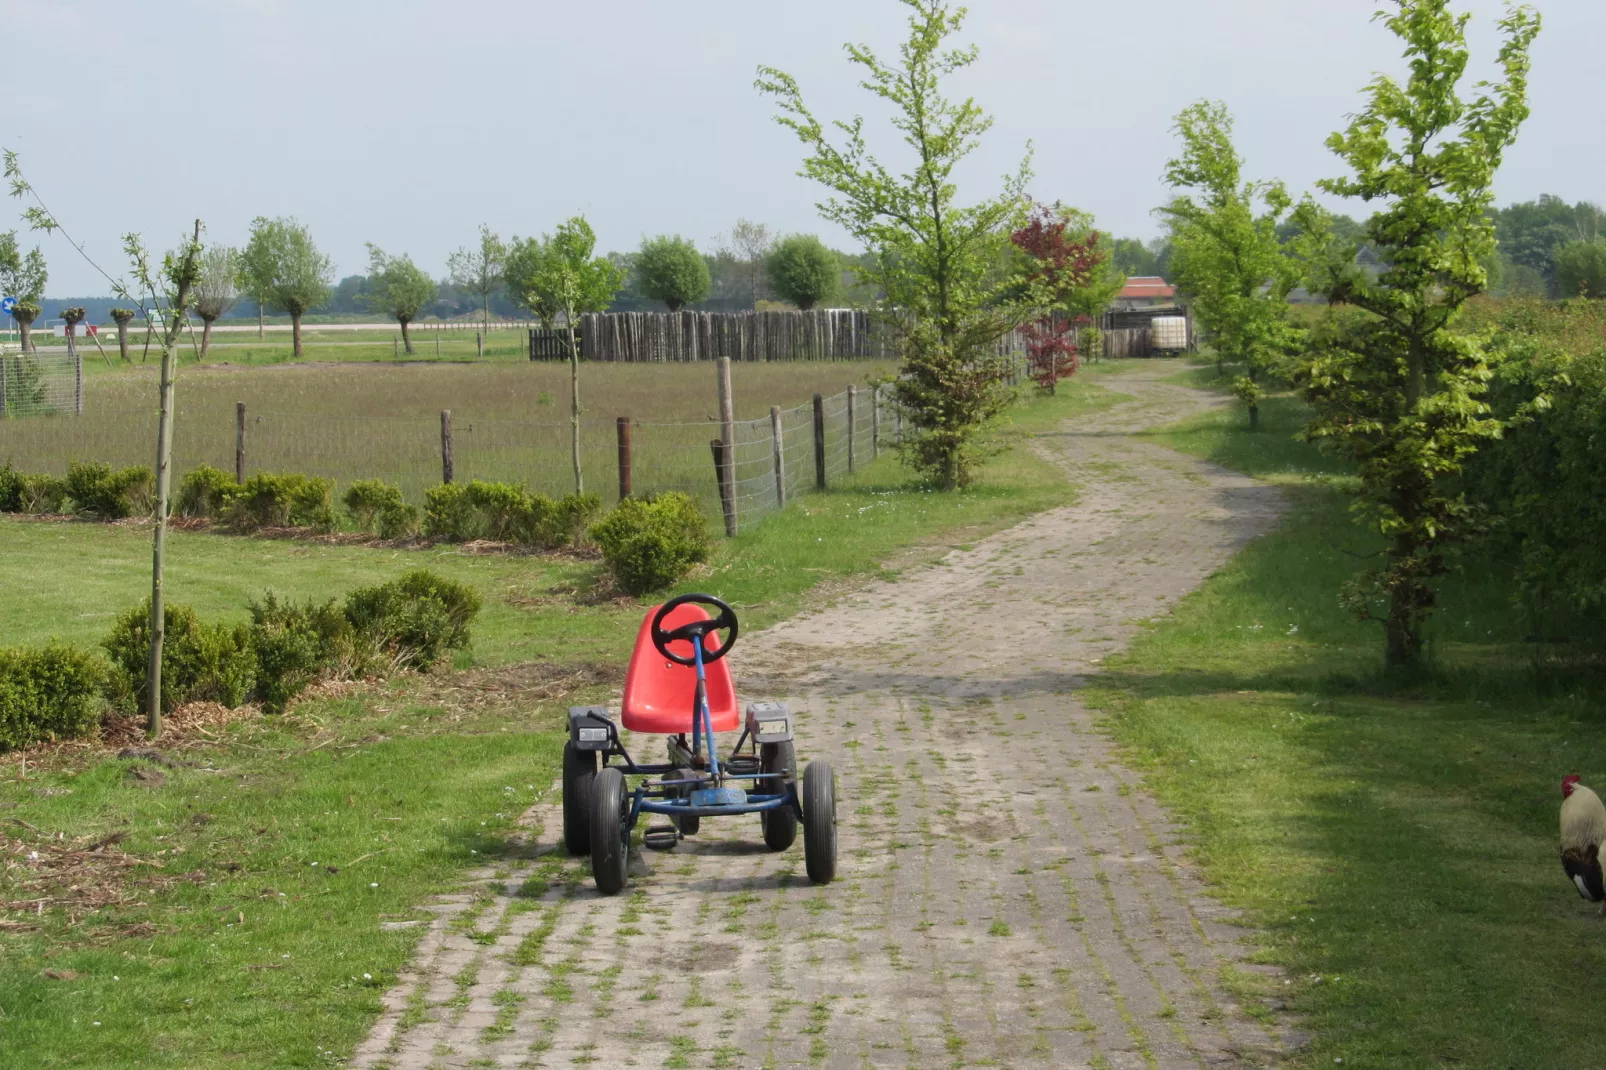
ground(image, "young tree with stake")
xmin=757 ymin=0 xmax=1033 ymax=488
xmin=1293 ymin=0 xmax=1540 ymax=671
xmin=192 ymin=245 xmax=239 ymax=361
xmin=447 ymin=224 xmax=507 ymax=341
xmin=511 ymin=216 xmax=625 ymax=493
xmin=365 ymin=245 xmax=437 ymax=355
xmin=1161 ymin=100 xmax=1300 ymax=426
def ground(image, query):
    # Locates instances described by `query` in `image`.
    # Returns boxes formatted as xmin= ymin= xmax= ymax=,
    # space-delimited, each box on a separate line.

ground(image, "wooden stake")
xmin=846 ymin=385 xmax=857 ymax=474
xmin=711 ymin=438 xmax=736 ymax=537
xmin=871 ymin=385 xmax=880 ymax=460
xmin=235 ymin=403 xmax=246 ymax=483
xmin=813 ymin=393 xmax=826 ymax=489
xmin=440 ymin=410 xmax=454 ymax=484
xmin=616 ymin=416 xmax=632 ymax=501
xmin=771 ymin=405 xmax=785 ymax=507
xmin=716 ymin=357 xmax=735 ymax=531
xmin=476 ymin=330 xmax=483 ymax=358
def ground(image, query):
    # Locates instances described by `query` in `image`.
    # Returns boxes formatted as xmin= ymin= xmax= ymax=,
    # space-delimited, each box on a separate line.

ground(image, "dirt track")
xmin=350 ymin=362 xmax=1291 ymax=1069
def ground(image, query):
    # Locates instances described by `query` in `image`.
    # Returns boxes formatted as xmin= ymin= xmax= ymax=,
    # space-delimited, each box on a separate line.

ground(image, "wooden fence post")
xmin=476 ymin=330 xmax=483 ymax=358
xmin=770 ymin=405 xmax=786 ymax=507
xmin=716 ymin=356 xmax=736 ymax=531
xmin=616 ymin=416 xmax=632 ymax=500
xmin=235 ymin=402 xmax=246 ymax=483
xmin=871 ymin=385 xmax=880 ymax=460
xmin=710 ymin=439 xmax=737 ymax=537
xmin=393 ymin=337 xmax=399 ymax=359
xmin=440 ymin=410 xmax=454 ymax=484
xmin=813 ymin=393 xmax=826 ymax=489
xmin=846 ymin=385 xmax=857 ymax=474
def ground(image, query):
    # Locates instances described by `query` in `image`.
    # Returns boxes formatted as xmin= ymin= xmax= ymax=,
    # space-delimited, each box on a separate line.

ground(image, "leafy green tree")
xmin=1490 ymin=194 xmax=1603 ymax=289
xmin=757 ymin=0 xmax=1031 ymax=488
xmin=0 ymin=231 xmax=47 ymax=352
xmin=508 ymin=216 xmax=625 ymax=493
xmin=635 ymin=235 xmax=711 ymax=312
xmin=1554 ymin=238 xmax=1606 ymax=298
xmin=1161 ymin=100 xmax=1301 ymax=422
xmin=718 ymin=219 xmax=777 ymax=308
xmin=765 ymin=235 xmax=839 ymax=310
xmin=240 ymin=217 xmax=332 ymax=359
xmin=192 ymin=245 xmax=239 ymax=360
xmin=364 ymin=245 xmax=437 ymax=354
xmin=1292 ymin=0 xmax=1540 ymax=671
xmin=447 ymin=225 xmax=507 ymax=338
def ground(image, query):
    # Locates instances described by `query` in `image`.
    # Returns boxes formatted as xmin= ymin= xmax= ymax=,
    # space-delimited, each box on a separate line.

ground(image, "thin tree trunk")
xmin=17 ymin=317 xmax=32 ymax=354
xmin=291 ymin=309 xmax=304 ymax=360
xmin=400 ymin=318 xmax=414 ymax=355
xmin=258 ymin=300 xmax=264 ymax=339
xmin=200 ymin=317 xmax=215 ymax=361
xmin=1248 ymin=403 xmax=1259 ymax=431
xmin=569 ymin=320 xmax=583 ymax=495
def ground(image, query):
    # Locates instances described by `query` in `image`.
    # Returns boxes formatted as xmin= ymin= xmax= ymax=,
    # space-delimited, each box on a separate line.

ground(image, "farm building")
xmin=1112 ymin=276 xmax=1178 ymax=310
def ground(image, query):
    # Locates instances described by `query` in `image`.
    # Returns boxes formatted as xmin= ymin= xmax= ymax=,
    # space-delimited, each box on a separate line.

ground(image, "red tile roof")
xmin=1119 ymin=276 xmax=1176 ymax=299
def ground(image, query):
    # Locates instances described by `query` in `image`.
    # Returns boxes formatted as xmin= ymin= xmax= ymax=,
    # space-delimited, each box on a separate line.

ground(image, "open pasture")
xmin=0 ymin=358 xmax=896 ymax=513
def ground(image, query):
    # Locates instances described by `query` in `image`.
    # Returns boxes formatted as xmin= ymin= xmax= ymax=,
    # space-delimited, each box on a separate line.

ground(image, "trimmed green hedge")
xmin=0 ymin=644 xmax=105 ymax=751
xmin=423 ymin=480 xmax=600 ymax=549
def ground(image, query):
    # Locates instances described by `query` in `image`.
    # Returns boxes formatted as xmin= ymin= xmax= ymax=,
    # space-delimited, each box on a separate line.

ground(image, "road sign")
xmin=0 ymin=297 xmax=15 ymax=315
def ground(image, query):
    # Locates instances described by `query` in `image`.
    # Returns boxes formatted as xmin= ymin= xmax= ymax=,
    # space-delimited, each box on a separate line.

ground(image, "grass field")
xmin=30 ymin=324 xmax=535 ymax=366
xmin=0 ymin=358 xmax=899 ymax=513
xmin=0 ymin=370 xmax=1124 ymax=1069
xmin=1088 ymin=372 xmax=1606 ymax=1068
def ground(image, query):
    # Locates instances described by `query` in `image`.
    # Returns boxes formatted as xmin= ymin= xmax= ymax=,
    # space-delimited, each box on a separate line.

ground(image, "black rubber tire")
xmin=561 ymin=741 xmax=597 ymax=857
xmin=669 ymin=766 xmax=701 ymax=836
xmin=760 ymin=740 xmax=798 ymax=851
xmin=802 ymin=760 xmax=837 ymax=885
xmin=589 ymin=767 xmax=629 ymax=895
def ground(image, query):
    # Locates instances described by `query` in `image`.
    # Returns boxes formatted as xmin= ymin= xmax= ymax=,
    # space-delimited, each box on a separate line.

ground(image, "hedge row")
xmin=0 ymin=568 xmax=481 ymax=751
xmin=0 ymin=461 xmax=153 ymax=519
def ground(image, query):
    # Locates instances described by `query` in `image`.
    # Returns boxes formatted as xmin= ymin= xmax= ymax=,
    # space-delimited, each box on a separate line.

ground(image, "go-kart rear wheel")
xmin=802 ymin=760 xmax=837 ymax=885
xmin=760 ymin=740 xmax=798 ymax=851
xmin=562 ymin=741 xmax=597 ymax=857
xmin=589 ymin=767 xmax=630 ymax=895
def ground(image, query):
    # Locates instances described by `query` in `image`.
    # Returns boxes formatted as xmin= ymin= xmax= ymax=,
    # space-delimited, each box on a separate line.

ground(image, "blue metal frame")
xmin=610 ymin=629 xmax=802 ymax=832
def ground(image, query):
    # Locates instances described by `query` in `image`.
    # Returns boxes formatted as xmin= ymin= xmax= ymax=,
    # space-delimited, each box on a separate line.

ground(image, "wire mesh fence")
xmin=0 ymin=350 xmax=81 ymax=417
xmin=0 ymin=376 xmax=905 ymax=535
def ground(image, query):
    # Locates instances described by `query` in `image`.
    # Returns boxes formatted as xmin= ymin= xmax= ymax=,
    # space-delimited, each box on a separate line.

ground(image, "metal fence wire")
xmin=0 ymin=350 xmax=81 ymax=418
xmin=0 ymin=380 xmax=906 ymax=536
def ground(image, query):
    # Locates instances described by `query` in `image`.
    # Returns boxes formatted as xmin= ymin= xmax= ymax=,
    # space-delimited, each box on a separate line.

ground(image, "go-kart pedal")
xmin=561 ymin=593 xmax=841 ymax=895
xmin=642 ymin=824 xmax=682 ymax=851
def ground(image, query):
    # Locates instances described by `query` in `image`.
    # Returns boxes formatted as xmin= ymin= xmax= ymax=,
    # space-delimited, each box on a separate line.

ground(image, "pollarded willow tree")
xmin=365 ymin=245 xmax=437 ymax=355
xmin=757 ymin=0 xmax=1032 ymax=488
xmin=0 ymin=231 xmax=47 ymax=352
xmin=192 ymin=245 xmax=239 ymax=360
xmin=509 ymin=216 xmax=625 ymax=493
xmin=1293 ymin=0 xmax=1540 ymax=671
xmin=765 ymin=234 xmax=839 ymax=310
xmin=110 ymin=307 xmax=136 ymax=362
xmin=240 ymin=216 xmax=332 ymax=359
xmin=635 ymin=236 xmax=711 ymax=312
xmin=1161 ymin=101 xmax=1301 ymax=429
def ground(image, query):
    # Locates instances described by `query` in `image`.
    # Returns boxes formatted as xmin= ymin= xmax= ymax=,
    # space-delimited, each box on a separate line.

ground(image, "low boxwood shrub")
xmin=422 ymin=482 xmax=474 ymax=541
xmin=228 ymin=472 xmax=336 ymax=532
xmin=16 ymin=472 xmax=67 ymax=514
xmin=423 ymin=480 xmax=600 ymax=549
xmin=249 ymin=592 xmax=351 ymax=712
xmin=177 ymin=464 xmax=239 ymax=518
xmin=344 ymin=569 xmax=481 ymax=671
xmin=588 ymin=491 xmax=711 ymax=595
xmin=0 ymin=463 xmax=22 ymax=512
xmin=103 ymin=601 xmax=256 ymax=713
xmin=0 ymin=643 xmax=106 ymax=751
xmin=343 ymin=479 xmax=417 ymax=538
xmin=65 ymin=460 xmax=154 ymax=519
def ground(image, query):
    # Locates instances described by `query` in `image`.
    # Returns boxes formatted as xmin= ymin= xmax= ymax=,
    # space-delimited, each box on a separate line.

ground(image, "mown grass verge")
xmin=0 ymin=369 xmax=1124 ymax=1068
xmin=1088 ymin=374 xmax=1606 ymax=1068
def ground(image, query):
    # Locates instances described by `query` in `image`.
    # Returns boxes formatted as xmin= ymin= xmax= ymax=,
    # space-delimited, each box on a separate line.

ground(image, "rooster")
xmin=1561 ymin=775 xmax=1606 ymax=913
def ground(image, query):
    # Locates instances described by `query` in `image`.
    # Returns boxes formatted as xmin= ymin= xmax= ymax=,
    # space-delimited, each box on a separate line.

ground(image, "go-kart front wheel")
xmin=562 ymin=741 xmax=597 ymax=857
xmin=760 ymin=740 xmax=798 ymax=851
xmin=590 ymin=767 xmax=630 ymax=895
xmin=802 ymin=760 xmax=837 ymax=885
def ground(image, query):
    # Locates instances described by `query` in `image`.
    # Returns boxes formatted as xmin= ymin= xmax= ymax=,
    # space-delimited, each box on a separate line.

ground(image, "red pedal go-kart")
xmin=562 ymin=593 xmax=837 ymax=895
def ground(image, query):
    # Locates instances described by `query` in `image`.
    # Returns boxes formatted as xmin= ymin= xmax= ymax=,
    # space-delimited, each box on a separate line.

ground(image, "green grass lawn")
xmin=1090 ymin=374 xmax=1606 ymax=1068
xmin=0 ymin=370 xmax=1124 ymax=1069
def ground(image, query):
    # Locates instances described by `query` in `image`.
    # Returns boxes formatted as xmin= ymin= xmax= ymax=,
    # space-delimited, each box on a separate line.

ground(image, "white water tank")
xmin=1151 ymin=316 xmax=1188 ymax=351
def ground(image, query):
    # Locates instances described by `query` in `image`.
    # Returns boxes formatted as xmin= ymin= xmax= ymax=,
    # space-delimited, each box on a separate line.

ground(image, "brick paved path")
xmin=351 ymin=364 xmax=1291 ymax=1069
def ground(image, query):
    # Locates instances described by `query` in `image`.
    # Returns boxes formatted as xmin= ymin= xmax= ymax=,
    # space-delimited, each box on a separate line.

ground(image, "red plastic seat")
xmin=620 ymin=603 xmax=740 ymax=735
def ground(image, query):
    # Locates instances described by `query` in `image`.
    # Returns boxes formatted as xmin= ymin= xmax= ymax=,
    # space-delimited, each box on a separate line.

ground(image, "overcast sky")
xmin=3 ymin=0 xmax=1600 ymax=294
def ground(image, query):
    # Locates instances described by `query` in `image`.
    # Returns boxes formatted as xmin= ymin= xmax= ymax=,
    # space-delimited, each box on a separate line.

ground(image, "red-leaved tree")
xmin=1011 ymin=204 xmax=1107 ymax=394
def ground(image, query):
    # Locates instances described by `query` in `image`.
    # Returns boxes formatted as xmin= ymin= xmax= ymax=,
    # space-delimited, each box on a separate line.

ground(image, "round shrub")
xmin=177 ymin=464 xmax=239 ymax=518
xmin=344 ymin=479 xmax=417 ymax=538
xmin=65 ymin=460 xmax=154 ymax=519
xmin=588 ymin=492 xmax=711 ymax=595
xmin=229 ymin=472 xmax=336 ymax=532
xmin=249 ymin=592 xmax=352 ymax=712
xmin=343 ymin=569 xmax=482 ymax=671
xmin=0 ymin=643 xmax=106 ymax=751
xmin=103 ymin=601 xmax=256 ymax=712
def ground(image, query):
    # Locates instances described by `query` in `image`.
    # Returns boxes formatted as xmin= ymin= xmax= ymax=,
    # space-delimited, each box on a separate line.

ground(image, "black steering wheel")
xmin=651 ymin=593 xmax=739 ymax=667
